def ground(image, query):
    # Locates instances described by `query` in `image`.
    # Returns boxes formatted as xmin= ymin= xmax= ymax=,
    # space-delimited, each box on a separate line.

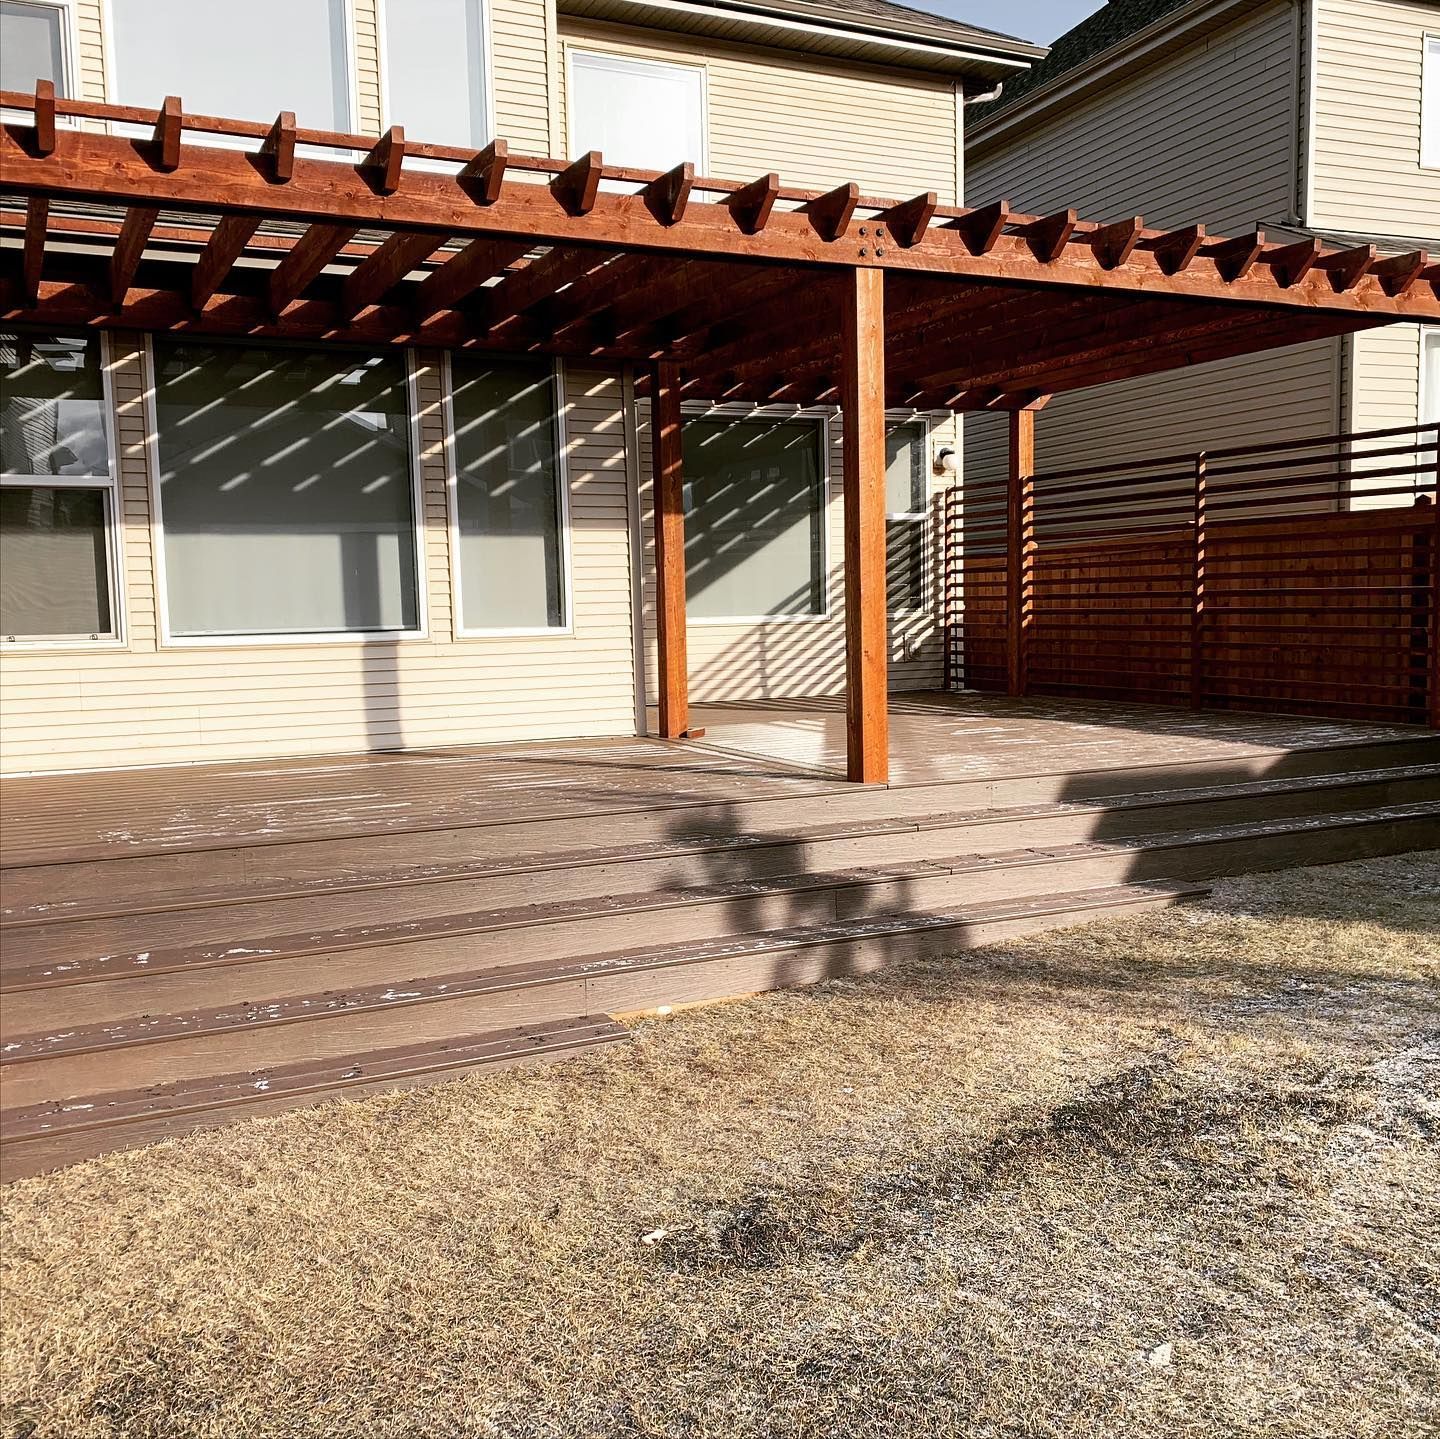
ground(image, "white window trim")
xmin=376 ymin=0 xmax=494 ymax=153
xmin=102 ymin=0 xmax=360 ymax=137
xmin=564 ymin=42 xmax=710 ymax=173
xmin=0 ymin=329 xmax=127 ymax=649
xmin=680 ymin=403 xmax=832 ymax=626
xmin=441 ymin=351 xmax=575 ymax=639
xmin=1423 ymin=32 xmax=1440 ymax=172
xmin=885 ymin=415 xmax=932 ymax=617
xmin=1421 ymin=328 xmax=1439 ymax=428
xmin=1 ymin=0 xmax=80 ymax=102
xmin=142 ymin=335 xmax=430 ymax=648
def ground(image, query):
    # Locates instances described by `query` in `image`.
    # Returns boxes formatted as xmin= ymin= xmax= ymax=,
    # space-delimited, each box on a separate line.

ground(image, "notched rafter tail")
xmin=152 ymin=95 xmax=183 ymax=172
xmin=949 ymin=198 xmax=1009 ymax=256
xmin=1372 ymin=249 xmax=1428 ymax=298
xmin=110 ymin=205 xmax=161 ymax=305
xmin=805 ymin=182 xmax=859 ymax=243
xmin=1267 ymin=237 xmax=1323 ymax=289
xmin=1089 ymin=216 xmax=1143 ymax=270
xmin=879 ymin=191 xmax=937 ymax=249
xmin=361 ymin=126 xmax=405 ymax=195
xmin=191 ymin=212 xmax=261 ymax=309
xmin=1149 ymin=223 xmax=1206 ymax=276
xmin=726 ymin=173 xmax=779 ymax=235
xmin=22 ymin=196 xmax=48 ymax=303
xmin=1204 ymin=229 xmax=1265 ymax=282
xmin=1020 ymin=209 xmax=1077 ymax=263
xmin=459 ymin=138 xmax=508 ymax=205
xmin=552 ymin=151 xmax=603 ymax=217
xmin=1316 ymin=242 xmax=1375 ymax=292
xmin=643 ymin=162 xmax=695 ymax=227
xmin=30 ymin=78 xmax=56 ymax=157
xmin=260 ymin=110 xmax=297 ymax=183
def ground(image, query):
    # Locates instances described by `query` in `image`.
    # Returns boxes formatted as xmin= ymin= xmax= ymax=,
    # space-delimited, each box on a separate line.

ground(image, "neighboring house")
xmin=963 ymin=0 xmax=1440 ymax=489
xmin=0 ymin=0 xmax=1043 ymax=775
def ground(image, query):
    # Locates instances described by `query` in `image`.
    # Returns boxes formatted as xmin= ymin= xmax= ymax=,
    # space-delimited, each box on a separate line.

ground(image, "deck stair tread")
xmin=0 ymin=882 xmax=1210 ymax=1067
xmin=4 ymin=735 xmax=1437 ymax=874
xmin=3 ymin=797 xmax=1434 ymax=999
xmin=0 ymin=1014 xmax=629 ymax=1144
xmin=5 ymin=761 xmax=1435 ymax=931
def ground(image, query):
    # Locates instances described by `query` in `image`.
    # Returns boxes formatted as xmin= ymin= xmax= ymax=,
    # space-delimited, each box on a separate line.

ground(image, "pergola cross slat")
xmin=2 ymin=88 xmax=1436 ymax=783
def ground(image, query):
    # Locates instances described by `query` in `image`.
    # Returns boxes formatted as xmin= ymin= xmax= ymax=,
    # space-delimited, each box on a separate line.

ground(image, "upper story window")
xmin=569 ymin=50 xmax=705 ymax=172
xmin=1 ymin=1 xmax=72 ymax=97
xmin=1424 ymin=34 xmax=1439 ymax=170
xmin=109 ymin=0 xmax=352 ymax=131
xmin=381 ymin=0 xmax=489 ymax=150
xmin=1 ymin=332 xmax=121 ymax=643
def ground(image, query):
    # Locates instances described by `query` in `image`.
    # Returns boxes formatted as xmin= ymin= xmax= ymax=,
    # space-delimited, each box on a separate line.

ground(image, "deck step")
xmin=5 ymin=735 xmax=1436 ymax=909
xmin=3 ymin=800 xmax=1434 ymax=1042
xmin=0 ymin=881 xmax=1207 ymax=1144
xmin=6 ymin=763 xmax=1436 ymax=945
xmin=0 ymin=1014 xmax=629 ymax=1183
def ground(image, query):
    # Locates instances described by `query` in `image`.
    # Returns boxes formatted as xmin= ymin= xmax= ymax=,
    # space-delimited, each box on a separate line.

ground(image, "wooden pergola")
xmin=4 ymin=84 xmax=1437 ymax=782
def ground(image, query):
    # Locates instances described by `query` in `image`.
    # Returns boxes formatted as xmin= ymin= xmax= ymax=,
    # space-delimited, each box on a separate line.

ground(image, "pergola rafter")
xmin=3 ymin=88 xmax=1437 ymax=783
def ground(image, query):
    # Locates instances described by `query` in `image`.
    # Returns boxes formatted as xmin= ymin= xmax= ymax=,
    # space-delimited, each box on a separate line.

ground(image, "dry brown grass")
xmin=3 ymin=851 xmax=1438 ymax=1439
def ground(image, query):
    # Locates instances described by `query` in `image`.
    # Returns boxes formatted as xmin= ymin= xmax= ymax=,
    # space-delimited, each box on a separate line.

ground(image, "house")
xmin=0 ymin=0 xmax=1047 ymax=776
xmin=963 ymin=0 xmax=1440 ymax=488
xmin=0 ymin=0 xmax=1436 ymax=1177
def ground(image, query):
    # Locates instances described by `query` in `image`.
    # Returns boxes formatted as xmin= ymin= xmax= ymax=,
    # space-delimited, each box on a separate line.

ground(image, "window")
xmin=1 ymin=1 xmax=69 ymax=97
xmin=1 ymin=331 xmax=119 ymax=641
xmin=1424 ymin=35 xmax=1440 ymax=169
xmin=110 ymin=0 xmax=351 ymax=131
xmin=569 ymin=50 xmax=705 ymax=172
xmin=683 ymin=415 xmax=825 ymax=621
xmin=448 ymin=355 xmax=567 ymax=632
xmin=381 ymin=0 xmax=489 ymax=151
xmin=885 ymin=421 xmax=928 ymax=614
xmin=150 ymin=340 xmax=419 ymax=639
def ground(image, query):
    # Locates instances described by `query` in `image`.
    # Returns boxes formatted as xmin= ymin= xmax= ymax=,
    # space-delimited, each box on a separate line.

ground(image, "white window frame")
xmin=142 ymin=335 xmax=429 ymax=649
xmin=441 ymin=352 xmax=574 ymax=639
xmin=1 ymin=0 xmax=80 ymax=103
xmin=1422 ymin=328 xmax=1439 ymax=428
xmin=680 ymin=403 xmax=832 ymax=626
xmin=102 ymin=0 xmax=360 ymax=138
xmin=885 ymin=414 xmax=932 ymax=617
xmin=0 ymin=329 xmax=126 ymax=648
xmin=564 ymin=44 xmax=710 ymax=174
xmin=1424 ymin=33 xmax=1440 ymax=171
xmin=376 ymin=0 xmax=494 ymax=155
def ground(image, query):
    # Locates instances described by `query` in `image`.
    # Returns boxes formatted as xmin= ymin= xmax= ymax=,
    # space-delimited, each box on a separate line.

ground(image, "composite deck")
xmin=3 ymin=693 xmax=1438 ymax=1179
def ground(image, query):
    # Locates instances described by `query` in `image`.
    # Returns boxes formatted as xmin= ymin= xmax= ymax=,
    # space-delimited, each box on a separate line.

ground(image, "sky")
xmin=916 ymin=0 xmax=1107 ymax=45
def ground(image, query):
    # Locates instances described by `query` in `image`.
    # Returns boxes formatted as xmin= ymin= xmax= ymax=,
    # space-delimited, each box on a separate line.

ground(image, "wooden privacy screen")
xmin=945 ymin=423 xmax=1440 ymax=726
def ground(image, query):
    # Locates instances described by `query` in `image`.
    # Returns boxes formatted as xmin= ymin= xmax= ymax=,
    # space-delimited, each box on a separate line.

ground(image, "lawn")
xmin=3 ymin=851 xmax=1438 ymax=1439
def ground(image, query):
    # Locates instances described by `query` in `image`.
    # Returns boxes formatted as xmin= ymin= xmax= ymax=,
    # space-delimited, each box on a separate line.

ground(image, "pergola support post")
xmin=650 ymin=359 xmax=697 ymax=740
xmin=1006 ymin=409 xmax=1036 ymax=697
xmin=841 ymin=266 xmax=889 ymax=784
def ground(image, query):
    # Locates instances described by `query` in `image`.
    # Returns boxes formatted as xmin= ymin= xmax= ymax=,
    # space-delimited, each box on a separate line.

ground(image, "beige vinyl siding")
xmin=963 ymin=1 xmax=1341 ymax=488
xmin=634 ymin=402 xmax=951 ymax=704
xmin=1310 ymin=0 xmax=1440 ymax=241
xmin=74 ymin=0 xmax=106 ymax=101
xmin=493 ymin=0 xmax=554 ymax=154
xmin=557 ymin=20 xmax=960 ymax=198
xmin=1345 ymin=325 xmax=1428 ymax=509
xmin=0 ymin=343 xmax=638 ymax=774
xmin=967 ymin=1 xmax=1302 ymax=232
xmin=352 ymin=0 xmax=383 ymax=134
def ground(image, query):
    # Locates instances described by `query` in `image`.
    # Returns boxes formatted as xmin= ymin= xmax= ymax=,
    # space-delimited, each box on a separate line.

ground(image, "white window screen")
xmin=111 ymin=0 xmax=351 ymax=130
xmin=1 ymin=331 xmax=116 ymax=639
xmin=1424 ymin=36 xmax=1440 ymax=170
xmin=569 ymin=50 xmax=704 ymax=171
xmin=450 ymin=356 xmax=565 ymax=630
xmin=683 ymin=416 xmax=825 ymax=620
xmin=383 ymin=0 xmax=488 ymax=149
xmin=151 ymin=341 xmax=419 ymax=638
xmin=886 ymin=422 xmax=927 ymax=614
xmin=0 ymin=2 xmax=66 ymax=96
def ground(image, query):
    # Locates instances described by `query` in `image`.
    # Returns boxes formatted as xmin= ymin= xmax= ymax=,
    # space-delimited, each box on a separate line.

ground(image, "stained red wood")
xmin=1007 ymin=409 xmax=1036 ymax=697
xmin=1151 ymin=224 xmax=1205 ymax=275
xmin=650 ymin=360 xmax=689 ymax=741
xmin=30 ymin=79 xmax=55 ymax=157
xmin=551 ymin=151 xmax=602 ymax=216
xmin=21 ymin=197 xmax=46 ymax=302
xmin=190 ymin=213 xmax=260 ymax=308
xmin=726 ymin=173 xmax=779 ymax=235
xmin=109 ymin=205 xmax=160 ymax=304
xmin=1191 ymin=451 xmax=1208 ymax=709
xmin=459 ymin=139 xmax=508 ymax=204
xmin=880 ymin=192 xmax=937 ymax=249
xmin=642 ymin=162 xmax=695 ymax=227
xmin=259 ymin=110 xmax=296 ymax=182
xmin=411 ymin=235 xmax=531 ymax=320
xmin=341 ymin=229 xmax=446 ymax=318
xmin=267 ymin=222 xmax=357 ymax=314
xmin=152 ymin=95 xmax=182 ymax=172
xmin=807 ymin=182 xmax=859 ymax=242
xmin=841 ymin=266 xmax=888 ymax=784
xmin=362 ymin=126 xmax=406 ymax=194
xmin=952 ymin=199 xmax=1009 ymax=255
